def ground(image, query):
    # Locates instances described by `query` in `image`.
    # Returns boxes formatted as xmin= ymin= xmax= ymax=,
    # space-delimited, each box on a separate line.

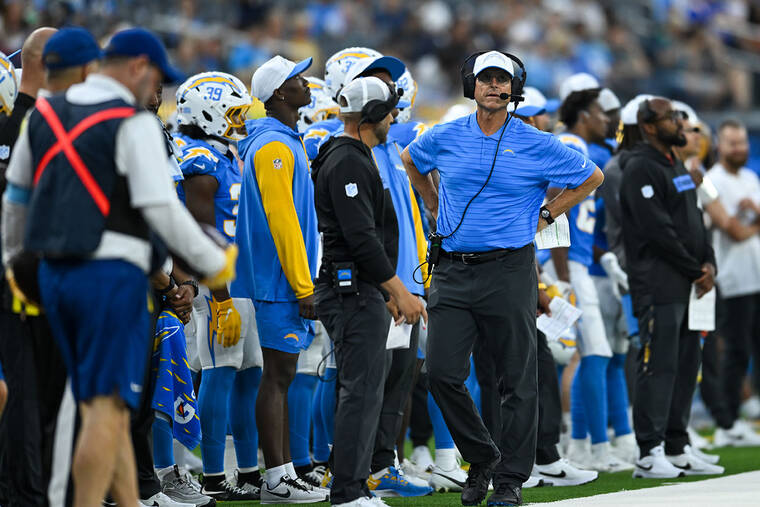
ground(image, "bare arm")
xmin=704 ymin=200 xmax=760 ymax=241
xmin=539 ymin=167 xmax=604 ymax=232
xmin=402 ymin=146 xmax=439 ymax=220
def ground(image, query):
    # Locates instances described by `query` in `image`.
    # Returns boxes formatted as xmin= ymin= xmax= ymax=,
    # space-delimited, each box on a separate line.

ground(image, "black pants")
xmin=372 ymin=323 xmax=420 ymax=472
xmin=409 ymin=374 xmax=433 ymax=448
xmin=699 ymin=331 xmax=733 ymax=429
xmin=474 ymin=330 xmax=560 ymax=467
xmin=0 ymin=311 xmax=67 ymax=507
xmin=316 ymin=281 xmax=389 ymax=505
xmin=717 ymin=292 xmax=760 ymax=424
xmin=426 ymin=246 xmax=538 ymax=487
xmin=633 ymin=303 xmax=700 ymax=456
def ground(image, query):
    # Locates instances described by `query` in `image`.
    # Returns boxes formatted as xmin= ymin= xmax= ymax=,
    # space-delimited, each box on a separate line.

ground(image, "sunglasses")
xmin=476 ymin=70 xmax=510 ymax=84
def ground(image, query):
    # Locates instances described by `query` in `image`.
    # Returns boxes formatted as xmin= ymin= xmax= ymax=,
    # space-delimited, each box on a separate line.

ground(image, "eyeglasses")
xmin=648 ymin=110 xmax=682 ymax=123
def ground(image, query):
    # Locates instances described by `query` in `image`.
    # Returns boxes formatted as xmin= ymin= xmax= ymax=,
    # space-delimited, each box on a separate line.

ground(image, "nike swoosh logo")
xmin=637 ymin=464 xmax=653 ymax=471
xmin=193 ymin=162 xmax=205 ymax=169
xmin=674 ymin=463 xmax=691 ymax=470
xmin=434 ymin=472 xmax=466 ymax=488
xmin=582 ymin=159 xmax=587 ymax=168
xmin=539 ymin=470 xmax=566 ymax=478
xmin=266 ymin=489 xmax=292 ymax=499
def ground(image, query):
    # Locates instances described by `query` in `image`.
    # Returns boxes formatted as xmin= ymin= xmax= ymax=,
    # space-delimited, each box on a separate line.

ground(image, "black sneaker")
xmin=487 ymin=483 xmax=522 ymax=506
xmin=461 ymin=456 xmax=499 ymax=506
xmin=299 ymin=463 xmax=325 ymax=488
xmin=200 ymin=475 xmax=259 ymax=501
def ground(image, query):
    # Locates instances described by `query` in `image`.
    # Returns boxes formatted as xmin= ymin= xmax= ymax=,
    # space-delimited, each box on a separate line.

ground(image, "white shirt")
xmin=4 ymin=74 xmax=224 ymax=275
xmin=706 ymin=163 xmax=760 ymax=298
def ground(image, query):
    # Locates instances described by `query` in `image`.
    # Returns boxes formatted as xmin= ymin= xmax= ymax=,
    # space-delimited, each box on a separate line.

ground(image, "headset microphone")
xmin=499 ymin=93 xmax=509 ymax=100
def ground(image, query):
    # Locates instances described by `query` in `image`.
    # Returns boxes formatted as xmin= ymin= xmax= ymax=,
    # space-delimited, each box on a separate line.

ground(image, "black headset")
xmin=359 ymin=82 xmax=401 ymax=125
xmin=460 ymin=51 xmax=527 ymax=103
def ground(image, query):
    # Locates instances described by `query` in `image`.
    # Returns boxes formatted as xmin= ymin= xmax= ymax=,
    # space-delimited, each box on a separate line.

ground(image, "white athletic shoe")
xmin=522 ymin=475 xmax=547 ymax=488
xmin=397 ymin=462 xmax=430 ymax=488
xmin=590 ymin=442 xmax=634 ymax=472
xmin=611 ymin=433 xmax=638 ymax=464
xmin=533 ymin=458 xmax=599 ymax=486
xmin=714 ymin=420 xmax=760 ymax=447
xmin=691 ymin=446 xmax=720 ymax=465
xmin=666 ymin=445 xmax=725 ymax=475
xmin=566 ymin=438 xmax=592 ymax=470
xmin=687 ymin=426 xmax=711 ymax=450
xmin=260 ymin=474 xmax=328 ymax=504
xmin=633 ymin=444 xmax=685 ymax=479
xmin=140 ymin=491 xmax=194 ymax=507
xmin=410 ymin=446 xmax=434 ymax=472
xmin=332 ymin=497 xmax=378 ymax=507
xmin=429 ymin=463 xmax=468 ymax=492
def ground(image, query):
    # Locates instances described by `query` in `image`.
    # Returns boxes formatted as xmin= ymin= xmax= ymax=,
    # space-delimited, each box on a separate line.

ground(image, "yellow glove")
xmin=212 ymin=297 xmax=241 ymax=348
xmin=546 ymin=282 xmax=577 ymax=306
xmin=5 ymin=267 xmax=32 ymax=306
xmin=202 ymin=245 xmax=238 ymax=290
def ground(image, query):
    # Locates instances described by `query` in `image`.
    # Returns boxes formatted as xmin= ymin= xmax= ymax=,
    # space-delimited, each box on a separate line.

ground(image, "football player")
xmin=174 ymin=72 xmax=263 ymax=501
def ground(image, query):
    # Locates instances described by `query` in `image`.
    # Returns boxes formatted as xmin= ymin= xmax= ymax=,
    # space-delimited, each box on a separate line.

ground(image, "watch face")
xmin=541 ymin=209 xmax=550 ymax=218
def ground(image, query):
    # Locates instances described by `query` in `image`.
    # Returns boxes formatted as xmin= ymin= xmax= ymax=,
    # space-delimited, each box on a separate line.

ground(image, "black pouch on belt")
xmin=332 ymin=261 xmax=358 ymax=294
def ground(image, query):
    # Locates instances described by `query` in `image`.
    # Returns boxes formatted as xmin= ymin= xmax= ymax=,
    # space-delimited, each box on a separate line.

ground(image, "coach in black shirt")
xmin=619 ymin=97 xmax=716 ymax=478
xmin=312 ymin=76 xmax=426 ymax=506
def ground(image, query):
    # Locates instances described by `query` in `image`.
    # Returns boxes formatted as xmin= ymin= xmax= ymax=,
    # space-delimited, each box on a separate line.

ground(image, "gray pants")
xmin=316 ymin=281 xmax=390 ymax=505
xmin=426 ymin=245 xmax=538 ymax=487
xmin=633 ymin=302 xmax=700 ymax=456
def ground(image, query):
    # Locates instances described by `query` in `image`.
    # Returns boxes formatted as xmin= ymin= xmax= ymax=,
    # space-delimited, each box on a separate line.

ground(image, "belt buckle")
xmin=461 ymin=253 xmax=478 ymax=265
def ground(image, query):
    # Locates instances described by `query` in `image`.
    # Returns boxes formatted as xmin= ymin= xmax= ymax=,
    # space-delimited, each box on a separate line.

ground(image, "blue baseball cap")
xmin=43 ymin=27 xmax=101 ymax=70
xmin=104 ymin=28 xmax=184 ymax=84
xmin=8 ymin=49 xmax=21 ymax=68
xmin=544 ymin=98 xmax=560 ymax=114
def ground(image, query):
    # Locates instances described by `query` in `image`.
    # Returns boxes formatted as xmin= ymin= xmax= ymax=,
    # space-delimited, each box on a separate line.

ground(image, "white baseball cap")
xmin=671 ymin=99 xmax=699 ymax=124
xmin=598 ymin=88 xmax=621 ymax=112
xmin=342 ymin=55 xmax=406 ymax=88
xmin=338 ymin=76 xmax=394 ymax=113
xmin=472 ymin=51 xmax=514 ymax=78
xmin=509 ymin=86 xmax=547 ymax=117
xmin=251 ymin=55 xmax=313 ymax=103
xmin=620 ymin=94 xmax=654 ymax=125
xmin=559 ymin=72 xmax=600 ymax=101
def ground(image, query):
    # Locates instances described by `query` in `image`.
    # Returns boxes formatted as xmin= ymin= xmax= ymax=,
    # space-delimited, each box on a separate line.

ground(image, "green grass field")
xmin=216 ymin=444 xmax=760 ymax=506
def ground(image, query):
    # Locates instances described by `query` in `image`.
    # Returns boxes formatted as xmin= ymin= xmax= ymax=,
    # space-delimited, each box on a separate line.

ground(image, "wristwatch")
xmin=539 ymin=206 xmax=554 ymax=225
xmin=179 ymin=279 xmax=200 ymax=298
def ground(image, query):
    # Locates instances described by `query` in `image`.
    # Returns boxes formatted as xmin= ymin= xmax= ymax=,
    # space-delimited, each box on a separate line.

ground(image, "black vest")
xmin=24 ymin=95 xmax=151 ymax=257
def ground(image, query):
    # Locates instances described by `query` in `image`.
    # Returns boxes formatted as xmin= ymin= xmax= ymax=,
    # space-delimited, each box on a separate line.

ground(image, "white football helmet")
xmin=324 ymin=47 xmax=381 ymax=100
xmin=298 ymin=77 xmax=339 ymax=133
xmin=175 ymin=72 xmax=252 ymax=141
xmin=0 ymin=52 xmax=18 ymax=117
xmin=395 ymin=69 xmax=417 ymax=124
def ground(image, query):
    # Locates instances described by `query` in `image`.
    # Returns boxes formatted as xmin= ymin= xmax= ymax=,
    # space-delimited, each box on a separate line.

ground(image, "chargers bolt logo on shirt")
xmin=345 ymin=182 xmax=358 ymax=197
xmin=641 ymin=185 xmax=654 ymax=199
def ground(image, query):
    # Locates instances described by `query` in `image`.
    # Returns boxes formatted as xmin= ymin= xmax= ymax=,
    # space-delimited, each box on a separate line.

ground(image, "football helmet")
xmin=324 ymin=47 xmax=381 ymax=100
xmin=395 ymin=69 xmax=417 ymax=123
xmin=297 ymin=77 xmax=339 ymax=132
xmin=0 ymin=52 xmax=18 ymax=117
xmin=175 ymin=72 xmax=252 ymax=141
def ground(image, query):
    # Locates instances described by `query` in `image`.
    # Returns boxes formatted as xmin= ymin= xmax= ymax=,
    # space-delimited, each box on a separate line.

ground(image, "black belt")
xmin=440 ymin=248 xmax=515 ymax=265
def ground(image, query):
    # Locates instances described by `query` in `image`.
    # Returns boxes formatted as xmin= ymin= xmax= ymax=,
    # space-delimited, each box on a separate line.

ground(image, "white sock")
xmin=239 ymin=466 xmax=259 ymax=474
xmin=435 ymin=448 xmax=457 ymax=470
xmin=285 ymin=462 xmax=297 ymax=479
xmin=156 ymin=465 xmax=175 ymax=482
xmin=265 ymin=464 xmax=287 ymax=488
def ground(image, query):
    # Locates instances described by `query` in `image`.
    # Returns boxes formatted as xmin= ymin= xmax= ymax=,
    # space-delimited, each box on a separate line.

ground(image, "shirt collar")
xmin=79 ymin=74 xmax=137 ymax=105
xmin=468 ymin=112 xmax=514 ymax=140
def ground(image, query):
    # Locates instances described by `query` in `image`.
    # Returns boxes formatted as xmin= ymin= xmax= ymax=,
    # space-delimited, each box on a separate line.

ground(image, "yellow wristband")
xmin=538 ymin=282 xmax=548 ymax=291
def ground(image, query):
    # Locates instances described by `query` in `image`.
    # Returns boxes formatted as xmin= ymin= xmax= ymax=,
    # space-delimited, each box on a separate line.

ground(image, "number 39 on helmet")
xmin=175 ymin=72 xmax=253 ymax=141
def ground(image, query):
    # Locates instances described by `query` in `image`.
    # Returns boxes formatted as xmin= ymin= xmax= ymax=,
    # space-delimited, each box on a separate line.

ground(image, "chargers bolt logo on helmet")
xmin=175 ymin=72 xmax=253 ymax=141
xmin=0 ymin=51 xmax=18 ymax=117
xmin=297 ymin=77 xmax=339 ymax=132
xmin=324 ymin=47 xmax=381 ymax=100
xmin=395 ymin=69 xmax=417 ymax=124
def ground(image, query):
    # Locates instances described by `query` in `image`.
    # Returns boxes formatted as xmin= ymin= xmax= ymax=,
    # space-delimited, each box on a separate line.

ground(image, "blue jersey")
xmin=302 ymin=118 xmax=342 ymax=161
xmin=174 ymin=134 xmax=241 ymax=242
xmin=555 ymin=133 xmax=596 ymax=267
xmin=588 ymin=139 xmax=616 ymax=276
xmin=389 ymin=121 xmax=428 ymax=150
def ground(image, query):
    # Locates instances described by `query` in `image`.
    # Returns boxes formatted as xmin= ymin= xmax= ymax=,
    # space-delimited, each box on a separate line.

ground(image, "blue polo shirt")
xmin=407 ymin=113 xmax=595 ymax=252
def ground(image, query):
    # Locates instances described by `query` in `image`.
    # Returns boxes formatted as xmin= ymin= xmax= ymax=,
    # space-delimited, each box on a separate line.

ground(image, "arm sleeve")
xmin=254 ymin=141 xmax=314 ymax=298
xmin=599 ymin=164 xmax=626 ymax=266
xmin=0 ymin=92 xmax=36 ymax=185
xmin=328 ymin=155 xmax=396 ymax=284
xmin=409 ymin=179 xmax=430 ymax=288
xmin=178 ymin=148 xmax=220 ymax=178
xmin=2 ymin=126 xmax=34 ymax=266
xmin=620 ymin=160 xmax=704 ymax=280
xmin=543 ymin=134 xmax=596 ymax=188
xmin=407 ymin=126 xmax=438 ymax=175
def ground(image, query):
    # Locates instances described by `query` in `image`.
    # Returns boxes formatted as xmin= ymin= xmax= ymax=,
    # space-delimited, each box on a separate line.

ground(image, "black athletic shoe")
xmin=461 ymin=456 xmax=499 ymax=506
xmin=487 ymin=483 xmax=522 ymax=506
xmin=200 ymin=475 xmax=259 ymax=501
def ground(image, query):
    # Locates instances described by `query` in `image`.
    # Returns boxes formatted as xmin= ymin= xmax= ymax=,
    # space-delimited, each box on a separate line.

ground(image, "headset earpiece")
xmin=359 ymin=84 xmax=400 ymax=125
xmin=638 ymin=99 xmax=657 ymax=123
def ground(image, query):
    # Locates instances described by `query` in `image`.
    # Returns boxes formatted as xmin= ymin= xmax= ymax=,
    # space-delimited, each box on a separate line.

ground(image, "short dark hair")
xmin=559 ymin=89 xmax=600 ymax=129
xmin=718 ymin=118 xmax=745 ymax=134
xmin=178 ymin=124 xmax=212 ymax=141
xmin=617 ymin=124 xmax=642 ymax=152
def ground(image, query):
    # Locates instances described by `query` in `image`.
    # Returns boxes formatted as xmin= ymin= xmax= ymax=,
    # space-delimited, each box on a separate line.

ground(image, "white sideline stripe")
xmin=48 ymin=379 xmax=75 ymax=507
xmin=542 ymin=471 xmax=760 ymax=506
